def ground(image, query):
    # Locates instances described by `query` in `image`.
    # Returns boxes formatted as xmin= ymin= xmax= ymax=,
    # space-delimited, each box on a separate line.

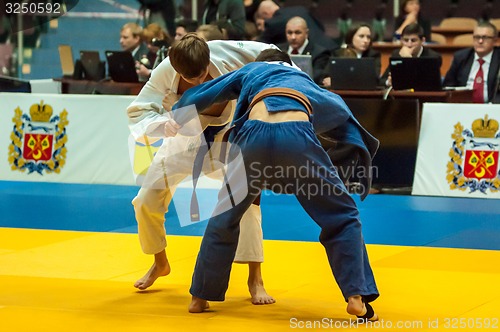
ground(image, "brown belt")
xmin=248 ymin=87 xmax=313 ymax=115
xmin=218 ymin=87 xmax=313 ymax=162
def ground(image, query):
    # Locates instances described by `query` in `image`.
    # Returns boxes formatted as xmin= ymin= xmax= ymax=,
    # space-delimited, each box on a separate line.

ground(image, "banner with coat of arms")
xmin=412 ymin=103 xmax=500 ymax=199
xmin=1 ymin=93 xmax=136 ymax=185
xmin=9 ymin=101 xmax=68 ymax=175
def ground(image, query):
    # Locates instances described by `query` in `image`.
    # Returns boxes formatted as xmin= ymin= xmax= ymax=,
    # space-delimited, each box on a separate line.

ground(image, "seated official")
xmin=323 ymin=23 xmax=380 ymax=87
xmin=255 ymin=0 xmax=338 ymax=52
xmin=278 ymin=16 xmax=330 ymax=85
xmin=380 ymin=22 xmax=442 ymax=87
xmin=443 ymin=21 xmax=500 ymax=103
xmin=120 ymin=22 xmax=149 ymax=62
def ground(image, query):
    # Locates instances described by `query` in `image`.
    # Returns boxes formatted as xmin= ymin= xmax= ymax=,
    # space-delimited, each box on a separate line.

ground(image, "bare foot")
xmin=346 ymin=295 xmax=364 ymax=315
xmin=346 ymin=295 xmax=378 ymax=322
xmin=247 ymin=262 xmax=275 ymax=305
xmin=134 ymin=251 xmax=170 ymax=290
xmin=249 ymin=281 xmax=276 ymax=305
xmin=188 ymin=296 xmax=209 ymax=313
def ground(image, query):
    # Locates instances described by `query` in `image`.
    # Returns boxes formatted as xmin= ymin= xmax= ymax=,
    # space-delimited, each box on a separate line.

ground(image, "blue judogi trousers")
xmin=190 ymin=119 xmax=379 ymax=303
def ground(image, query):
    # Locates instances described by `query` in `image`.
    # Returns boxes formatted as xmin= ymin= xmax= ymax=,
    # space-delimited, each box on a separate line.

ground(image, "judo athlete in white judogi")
xmin=127 ymin=34 xmax=279 ymax=304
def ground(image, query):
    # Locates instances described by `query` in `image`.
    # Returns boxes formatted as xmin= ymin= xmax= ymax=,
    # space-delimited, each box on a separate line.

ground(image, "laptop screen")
xmin=329 ymin=57 xmax=379 ymax=90
xmin=79 ymin=50 xmax=105 ymax=81
xmin=105 ymin=50 xmax=139 ymax=83
xmin=390 ymin=57 xmax=442 ymax=91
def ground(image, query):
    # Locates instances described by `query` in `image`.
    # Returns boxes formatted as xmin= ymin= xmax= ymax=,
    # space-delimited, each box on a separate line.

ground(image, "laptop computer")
xmin=58 ymin=45 xmax=74 ymax=77
xmin=390 ymin=57 xmax=442 ymax=91
xmin=291 ymin=54 xmax=313 ymax=78
xmin=329 ymin=57 xmax=379 ymax=90
xmin=0 ymin=75 xmax=31 ymax=92
xmin=79 ymin=50 xmax=105 ymax=81
xmin=105 ymin=50 xmax=139 ymax=83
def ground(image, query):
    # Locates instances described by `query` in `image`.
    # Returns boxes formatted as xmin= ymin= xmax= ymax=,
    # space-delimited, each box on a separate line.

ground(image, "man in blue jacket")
xmin=167 ymin=49 xmax=380 ymax=320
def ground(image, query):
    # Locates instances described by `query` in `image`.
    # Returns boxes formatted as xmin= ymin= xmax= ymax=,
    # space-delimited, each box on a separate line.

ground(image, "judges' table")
xmin=332 ymin=89 xmax=474 ymax=104
xmin=372 ymin=42 xmax=467 ymax=77
xmin=54 ymin=78 xmax=145 ymax=95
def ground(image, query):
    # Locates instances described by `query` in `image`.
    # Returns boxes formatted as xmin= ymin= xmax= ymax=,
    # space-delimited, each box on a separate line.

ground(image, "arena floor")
xmin=1 ymin=181 xmax=500 ymax=331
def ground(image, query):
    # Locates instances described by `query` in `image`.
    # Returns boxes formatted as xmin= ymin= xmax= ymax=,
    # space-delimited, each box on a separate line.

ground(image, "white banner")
xmin=412 ymin=103 xmax=500 ymax=199
xmin=0 ymin=93 xmax=136 ymax=185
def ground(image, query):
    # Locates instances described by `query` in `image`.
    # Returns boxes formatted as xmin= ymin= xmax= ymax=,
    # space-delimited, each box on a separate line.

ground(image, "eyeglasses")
xmin=473 ymin=35 xmax=495 ymax=41
xmin=402 ymin=37 xmax=421 ymax=43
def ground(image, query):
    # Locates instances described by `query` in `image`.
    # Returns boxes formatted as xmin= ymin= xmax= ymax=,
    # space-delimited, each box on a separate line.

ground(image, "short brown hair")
xmin=196 ymin=24 xmax=225 ymax=41
xmin=168 ymin=33 xmax=210 ymax=78
xmin=402 ymin=22 xmax=424 ymax=38
xmin=255 ymin=49 xmax=292 ymax=64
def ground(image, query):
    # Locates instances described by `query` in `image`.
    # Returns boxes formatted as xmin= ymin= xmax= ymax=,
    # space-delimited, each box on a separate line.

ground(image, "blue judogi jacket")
xmin=172 ymin=61 xmax=379 ymax=199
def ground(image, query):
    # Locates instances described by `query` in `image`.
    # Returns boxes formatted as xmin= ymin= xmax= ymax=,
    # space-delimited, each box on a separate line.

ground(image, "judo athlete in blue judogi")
xmin=168 ymin=49 xmax=380 ymax=320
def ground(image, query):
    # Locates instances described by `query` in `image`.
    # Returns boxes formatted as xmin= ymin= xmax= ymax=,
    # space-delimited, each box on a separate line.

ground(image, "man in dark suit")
xmin=278 ymin=16 xmax=330 ymax=85
xmin=120 ymin=22 xmax=149 ymax=62
xmin=443 ymin=21 xmax=500 ymax=103
xmin=381 ymin=23 xmax=441 ymax=87
xmin=255 ymin=0 xmax=338 ymax=52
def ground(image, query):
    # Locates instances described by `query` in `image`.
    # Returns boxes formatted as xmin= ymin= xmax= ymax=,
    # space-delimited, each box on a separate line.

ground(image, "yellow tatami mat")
xmin=1 ymin=227 xmax=499 ymax=331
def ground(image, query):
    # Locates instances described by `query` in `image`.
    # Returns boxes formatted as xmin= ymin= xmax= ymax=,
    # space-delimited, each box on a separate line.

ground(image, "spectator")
xmin=175 ymin=19 xmax=199 ymax=41
xmin=278 ymin=16 xmax=330 ymax=85
xmin=120 ymin=22 xmax=149 ymax=62
xmin=202 ymin=0 xmax=246 ymax=40
xmin=244 ymin=0 xmax=262 ymax=22
xmin=137 ymin=0 xmax=176 ymax=37
xmin=196 ymin=24 xmax=226 ymax=41
xmin=443 ymin=21 xmax=500 ymax=103
xmin=255 ymin=0 xmax=338 ymax=52
xmin=381 ymin=23 xmax=442 ymax=87
xmin=214 ymin=19 xmax=240 ymax=40
xmin=244 ymin=20 xmax=260 ymax=40
xmin=323 ymin=23 xmax=380 ymax=87
xmin=394 ymin=0 xmax=431 ymax=42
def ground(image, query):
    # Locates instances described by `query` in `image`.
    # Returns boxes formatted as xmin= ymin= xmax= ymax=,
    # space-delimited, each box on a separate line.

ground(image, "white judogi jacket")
xmin=127 ymin=40 xmax=279 ymax=138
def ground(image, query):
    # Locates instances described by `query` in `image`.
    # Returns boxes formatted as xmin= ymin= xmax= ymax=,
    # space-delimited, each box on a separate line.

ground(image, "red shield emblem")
xmin=23 ymin=133 xmax=54 ymax=161
xmin=464 ymin=150 xmax=499 ymax=180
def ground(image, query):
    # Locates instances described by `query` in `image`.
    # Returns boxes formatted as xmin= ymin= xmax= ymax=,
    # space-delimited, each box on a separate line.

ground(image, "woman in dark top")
xmin=340 ymin=23 xmax=380 ymax=72
xmin=394 ymin=0 xmax=431 ymax=41
xmin=323 ymin=23 xmax=381 ymax=86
